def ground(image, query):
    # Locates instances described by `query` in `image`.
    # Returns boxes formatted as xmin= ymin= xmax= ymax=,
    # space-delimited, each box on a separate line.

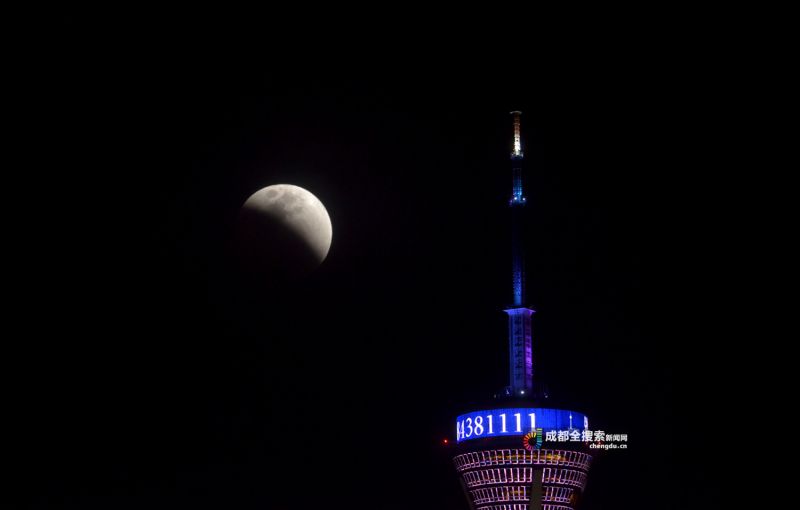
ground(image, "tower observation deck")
xmin=450 ymin=112 xmax=595 ymax=510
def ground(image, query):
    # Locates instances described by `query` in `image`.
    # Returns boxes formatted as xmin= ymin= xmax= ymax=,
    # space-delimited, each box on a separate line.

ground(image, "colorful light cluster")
xmin=523 ymin=428 xmax=543 ymax=451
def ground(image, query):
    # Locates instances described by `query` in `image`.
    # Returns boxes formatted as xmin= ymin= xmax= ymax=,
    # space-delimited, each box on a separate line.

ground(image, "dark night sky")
xmin=9 ymin=12 xmax=726 ymax=510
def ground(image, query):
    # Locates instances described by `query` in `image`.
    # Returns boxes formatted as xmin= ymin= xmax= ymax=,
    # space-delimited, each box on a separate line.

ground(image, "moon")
xmin=235 ymin=184 xmax=332 ymax=278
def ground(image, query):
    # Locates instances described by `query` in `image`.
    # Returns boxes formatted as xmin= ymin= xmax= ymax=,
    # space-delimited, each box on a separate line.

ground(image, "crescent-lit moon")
xmin=236 ymin=184 xmax=332 ymax=275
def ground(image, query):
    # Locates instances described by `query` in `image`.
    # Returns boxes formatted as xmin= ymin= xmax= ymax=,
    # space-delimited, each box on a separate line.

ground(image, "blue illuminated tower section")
xmin=507 ymin=111 xmax=534 ymax=396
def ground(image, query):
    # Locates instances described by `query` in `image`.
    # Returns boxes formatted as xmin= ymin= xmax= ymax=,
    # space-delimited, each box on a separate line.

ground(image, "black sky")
xmin=9 ymin=12 xmax=725 ymax=510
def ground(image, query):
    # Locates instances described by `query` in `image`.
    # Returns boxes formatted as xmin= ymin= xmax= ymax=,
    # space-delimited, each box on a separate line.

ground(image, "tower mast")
xmin=505 ymin=111 xmax=534 ymax=396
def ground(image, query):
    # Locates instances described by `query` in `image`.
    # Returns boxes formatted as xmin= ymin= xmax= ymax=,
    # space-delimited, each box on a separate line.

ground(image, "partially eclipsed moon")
xmin=236 ymin=184 xmax=332 ymax=276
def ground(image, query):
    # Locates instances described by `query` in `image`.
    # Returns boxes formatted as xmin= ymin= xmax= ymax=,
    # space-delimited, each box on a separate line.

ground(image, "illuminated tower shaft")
xmin=506 ymin=111 xmax=534 ymax=395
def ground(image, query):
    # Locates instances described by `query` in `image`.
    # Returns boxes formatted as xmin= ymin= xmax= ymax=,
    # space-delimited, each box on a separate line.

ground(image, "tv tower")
xmin=450 ymin=112 xmax=595 ymax=510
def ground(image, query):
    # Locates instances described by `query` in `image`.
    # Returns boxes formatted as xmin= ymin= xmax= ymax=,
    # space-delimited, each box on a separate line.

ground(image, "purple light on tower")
xmin=505 ymin=306 xmax=534 ymax=395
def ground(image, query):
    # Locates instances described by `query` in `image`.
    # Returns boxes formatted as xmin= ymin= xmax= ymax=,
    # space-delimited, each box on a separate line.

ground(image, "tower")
xmin=451 ymin=112 xmax=594 ymax=510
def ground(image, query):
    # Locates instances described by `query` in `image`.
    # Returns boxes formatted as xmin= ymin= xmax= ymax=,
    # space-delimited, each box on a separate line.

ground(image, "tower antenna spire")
xmin=511 ymin=110 xmax=523 ymax=158
xmin=505 ymin=110 xmax=534 ymax=396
